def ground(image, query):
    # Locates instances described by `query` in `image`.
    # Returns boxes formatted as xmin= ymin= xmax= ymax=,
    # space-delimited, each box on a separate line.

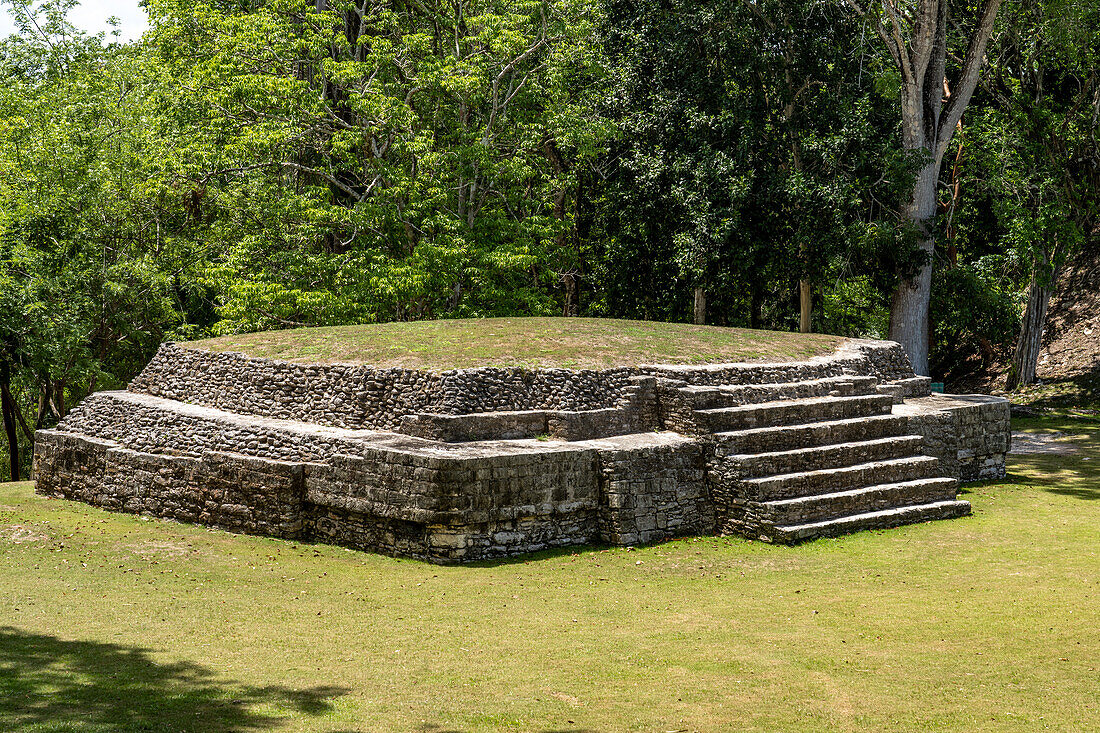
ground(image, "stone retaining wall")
xmin=127 ymin=339 xmax=922 ymax=431
xmin=897 ymin=394 xmax=1012 ymax=481
xmin=597 ymin=440 xmax=712 ymax=546
xmin=129 ymin=343 xmax=639 ymax=430
xmin=34 ymin=432 xmax=307 ymax=538
xmin=57 ymin=391 xmax=361 ymax=463
xmin=33 ymin=416 xmax=710 ymax=563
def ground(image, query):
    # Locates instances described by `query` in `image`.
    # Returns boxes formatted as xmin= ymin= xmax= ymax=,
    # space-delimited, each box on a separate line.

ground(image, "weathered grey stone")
xmin=32 ymin=336 xmax=1006 ymax=561
xmin=894 ymin=394 xmax=1011 ymax=482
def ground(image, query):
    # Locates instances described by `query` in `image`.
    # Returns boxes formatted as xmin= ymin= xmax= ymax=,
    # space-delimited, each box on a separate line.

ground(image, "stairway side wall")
xmin=898 ymin=396 xmax=1012 ymax=481
xmin=597 ymin=441 xmax=713 ymax=546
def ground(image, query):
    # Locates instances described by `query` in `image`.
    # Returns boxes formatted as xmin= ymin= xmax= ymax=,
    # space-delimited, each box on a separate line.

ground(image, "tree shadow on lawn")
xmin=1002 ymin=466 xmax=1100 ymax=501
xmin=1004 ymin=420 xmax=1100 ymax=504
xmin=0 ymin=626 xmax=348 ymax=732
xmin=1043 ymin=486 xmax=1100 ymax=500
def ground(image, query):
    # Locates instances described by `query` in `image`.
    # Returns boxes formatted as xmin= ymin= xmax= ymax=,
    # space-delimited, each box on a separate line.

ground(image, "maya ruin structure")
xmin=33 ymin=326 xmax=1010 ymax=563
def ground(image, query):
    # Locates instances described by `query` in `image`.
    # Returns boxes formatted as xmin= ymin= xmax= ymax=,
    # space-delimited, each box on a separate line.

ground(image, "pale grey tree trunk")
xmin=889 ymin=160 xmax=941 ymax=375
xmin=693 ymin=286 xmax=706 ymax=325
xmin=846 ymin=0 xmax=1003 ymax=376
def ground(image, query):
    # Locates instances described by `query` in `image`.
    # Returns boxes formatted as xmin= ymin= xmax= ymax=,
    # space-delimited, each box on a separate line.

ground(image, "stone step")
xmin=736 ymin=455 xmax=941 ymax=501
xmin=878 ymin=376 xmax=933 ymax=403
xmin=681 ymin=375 xmax=880 ymax=410
xmin=718 ymin=435 xmax=925 ymax=478
xmin=764 ymin=499 xmax=972 ymax=544
xmin=749 ymin=477 xmax=959 ymax=527
xmin=694 ymin=394 xmax=895 ymax=433
xmin=714 ymin=414 xmax=910 ymax=454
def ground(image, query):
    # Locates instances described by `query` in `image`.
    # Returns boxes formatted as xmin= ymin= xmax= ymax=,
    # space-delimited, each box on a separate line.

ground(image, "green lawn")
xmin=2 ymin=415 xmax=1099 ymax=732
xmin=187 ymin=317 xmax=844 ymax=369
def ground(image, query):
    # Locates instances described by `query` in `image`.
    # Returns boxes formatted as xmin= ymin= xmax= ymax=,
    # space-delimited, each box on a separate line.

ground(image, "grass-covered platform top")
xmin=186 ymin=317 xmax=846 ymax=370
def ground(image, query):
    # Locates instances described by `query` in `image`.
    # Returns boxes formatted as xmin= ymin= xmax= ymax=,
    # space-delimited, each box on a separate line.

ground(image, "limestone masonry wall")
xmin=34 ymin=425 xmax=706 ymax=562
xmin=33 ymin=335 xmax=1011 ymax=561
xmin=129 ymin=343 xmax=637 ymax=430
xmin=897 ymin=394 xmax=1011 ymax=481
xmin=597 ymin=440 xmax=713 ymax=546
xmin=34 ymin=432 xmax=307 ymax=538
xmin=57 ymin=391 xmax=361 ymax=463
xmin=127 ymin=340 xmax=920 ymax=431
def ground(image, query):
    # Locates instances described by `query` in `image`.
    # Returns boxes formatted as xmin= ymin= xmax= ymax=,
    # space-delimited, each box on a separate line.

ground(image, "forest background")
xmin=0 ymin=0 xmax=1097 ymax=479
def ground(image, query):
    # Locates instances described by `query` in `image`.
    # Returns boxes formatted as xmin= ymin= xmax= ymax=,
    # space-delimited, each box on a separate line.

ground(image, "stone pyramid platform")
xmin=33 ymin=338 xmax=1010 ymax=562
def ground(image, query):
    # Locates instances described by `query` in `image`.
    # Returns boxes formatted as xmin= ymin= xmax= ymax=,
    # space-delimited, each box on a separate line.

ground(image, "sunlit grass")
xmin=2 ymin=414 xmax=1098 ymax=731
xmin=188 ymin=317 xmax=844 ymax=369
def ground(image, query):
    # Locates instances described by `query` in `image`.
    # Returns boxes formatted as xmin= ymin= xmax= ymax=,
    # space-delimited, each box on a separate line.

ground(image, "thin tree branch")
xmin=937 ymin=0 xmax=1003 ymax=155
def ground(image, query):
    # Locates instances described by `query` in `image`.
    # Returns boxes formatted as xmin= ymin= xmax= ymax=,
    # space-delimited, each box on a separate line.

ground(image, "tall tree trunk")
xmin=562 ymin=274 xmax=578 ymax=317
xmin=846 ymin=0 xmax=1003 ymax=376
xmin=0 ymin=361 xmax=20 ymax=481
xmin=693 ymin=286 xmax=706 ymax=325
xmin=799 ymin=279 xmax=811 ymax=333
xmin=1005 ymin=279 xmax=1053 ymax=390
xmin=889 ymin=161 xmax=940 ymax=375
xmin=54 ymin=375 xmax=67 ymax=418
xmin=1006 ymin=249 xmax=1062 ymax=391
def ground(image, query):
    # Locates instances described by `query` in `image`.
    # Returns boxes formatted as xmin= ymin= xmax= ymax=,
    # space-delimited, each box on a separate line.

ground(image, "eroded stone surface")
xmin=895 ymin=394 xmax=1011 ymax=482
xmin=33 ymin=337 xmax=1009 ymax=560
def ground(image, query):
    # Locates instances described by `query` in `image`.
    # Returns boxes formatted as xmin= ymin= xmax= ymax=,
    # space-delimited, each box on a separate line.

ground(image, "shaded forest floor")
xmin=2 ymin=413 xmax=1099 ymax=732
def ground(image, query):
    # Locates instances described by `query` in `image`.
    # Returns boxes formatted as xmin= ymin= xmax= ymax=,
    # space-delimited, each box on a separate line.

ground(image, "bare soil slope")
xmin=987 ymin=241 xmax=1100 ymax=410
xmin=1037 ymin=245 xmax=1100 ymax=380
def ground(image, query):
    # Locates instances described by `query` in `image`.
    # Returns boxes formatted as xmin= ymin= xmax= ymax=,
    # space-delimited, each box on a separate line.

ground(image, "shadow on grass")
xmin=1003 ymin=435 xmax=1100 ymax=501
xmin=0 ymin=626 xmax=348 ymax=732
xmin=1009 ymin=370 xmax=1100 ymax=414
xmin=1041 ymin=486 xmax=1100 ymax=500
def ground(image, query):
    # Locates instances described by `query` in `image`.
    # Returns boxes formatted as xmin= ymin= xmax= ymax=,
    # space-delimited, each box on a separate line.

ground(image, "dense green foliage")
xmin=592 ymin=0 xmax=922 ymax=327
xmin=936 ymin=0 xmax=1100 ymax=378
xmin=0 ymin=0 xmax=1097 ymax=478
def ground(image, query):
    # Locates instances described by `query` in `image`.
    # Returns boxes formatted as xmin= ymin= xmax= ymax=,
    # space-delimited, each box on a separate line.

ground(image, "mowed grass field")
xmin=187 ymin=317 xmax=844 ymax=369
xmin=1 ymin=415 xmax=1098 ymax=732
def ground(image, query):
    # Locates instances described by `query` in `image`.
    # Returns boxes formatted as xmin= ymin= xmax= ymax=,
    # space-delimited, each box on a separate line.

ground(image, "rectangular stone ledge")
xmin=878 ymin=376 xmax=933 ymax=403
xmin=36 ymin=425 xmax=708 ymax=562
xmin=894 ymin=394 xmax=1011 ymax=482
xmin=396 ymin=402 xmax=653 ymax=444
xmin=399 ymin=410 xmax=550 ymax=442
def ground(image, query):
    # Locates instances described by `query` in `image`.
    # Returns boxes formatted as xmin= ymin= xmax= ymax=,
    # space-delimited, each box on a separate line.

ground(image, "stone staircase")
xmin=678 ymin=375 xmax=970 ymax=543
xmin=35 ymin=336 xmax=1004 ymax=561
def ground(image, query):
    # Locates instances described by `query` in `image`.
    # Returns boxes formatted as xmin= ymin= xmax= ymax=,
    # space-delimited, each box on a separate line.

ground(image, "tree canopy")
xmin=0 ymin=0 xmax=1096 ymax=478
